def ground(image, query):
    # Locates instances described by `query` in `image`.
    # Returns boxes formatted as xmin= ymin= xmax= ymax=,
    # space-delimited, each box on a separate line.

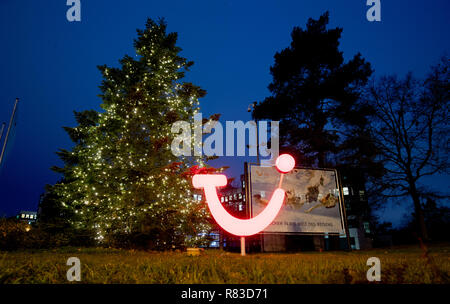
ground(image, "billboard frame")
xmin=245 ymin=162 xmax=352 ymax=250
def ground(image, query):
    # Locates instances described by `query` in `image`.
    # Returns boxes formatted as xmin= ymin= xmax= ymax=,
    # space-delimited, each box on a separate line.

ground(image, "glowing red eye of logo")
xmin=275 ymin=154 xmax=295 ymax=173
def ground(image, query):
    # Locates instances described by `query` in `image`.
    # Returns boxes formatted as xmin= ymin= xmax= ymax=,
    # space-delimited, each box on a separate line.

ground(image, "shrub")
xmin=0 ymin=218 xmax=96 ymax=250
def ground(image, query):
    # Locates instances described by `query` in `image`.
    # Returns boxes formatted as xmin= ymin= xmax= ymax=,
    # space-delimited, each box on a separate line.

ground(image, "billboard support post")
xmin=241 ymin=236 xmax=246 ymax=256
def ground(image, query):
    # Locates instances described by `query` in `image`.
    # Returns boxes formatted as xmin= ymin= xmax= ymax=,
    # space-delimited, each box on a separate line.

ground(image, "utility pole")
xmin=0 ymin=123 xmax=5 ymax=145
xmin=0 ymin=98 xmax=19 ymax=167
xmin=248 ymin=102 xmax=260 ymax=255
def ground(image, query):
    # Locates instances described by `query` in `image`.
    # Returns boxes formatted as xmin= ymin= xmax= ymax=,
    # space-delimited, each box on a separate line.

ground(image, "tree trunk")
xmin=318 ymin=151 xmax=325 ymax=168
xmin=410 ymin=185 xmax=429 ymax=241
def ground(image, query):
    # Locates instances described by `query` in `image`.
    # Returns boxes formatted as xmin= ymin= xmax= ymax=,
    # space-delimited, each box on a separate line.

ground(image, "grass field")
xmin=0 ymin=244 xmax=449 ymax=284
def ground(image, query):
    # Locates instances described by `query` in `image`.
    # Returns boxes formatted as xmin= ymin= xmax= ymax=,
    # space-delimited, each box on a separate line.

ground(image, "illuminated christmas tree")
xmin=49 ymin=19 xmax=214 ymax=249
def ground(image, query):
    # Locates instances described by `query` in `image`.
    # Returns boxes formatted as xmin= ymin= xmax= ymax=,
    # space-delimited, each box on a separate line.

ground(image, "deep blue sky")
xmin=0 ymin=0 xmax=449 ymax=226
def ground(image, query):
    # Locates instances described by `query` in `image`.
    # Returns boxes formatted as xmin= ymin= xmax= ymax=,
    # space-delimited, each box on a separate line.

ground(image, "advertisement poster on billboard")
xmin=249 ymin=165 xmax=345 ymax=234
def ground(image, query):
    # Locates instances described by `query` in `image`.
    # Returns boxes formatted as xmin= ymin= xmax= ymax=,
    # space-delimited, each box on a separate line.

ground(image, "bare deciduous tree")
xmin=366 ymin=57 xmax=449 ymax=241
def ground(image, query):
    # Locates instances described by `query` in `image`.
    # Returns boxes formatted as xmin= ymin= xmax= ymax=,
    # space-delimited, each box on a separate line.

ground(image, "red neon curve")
xmin=193 ymin=174 xmax=285 ymax=236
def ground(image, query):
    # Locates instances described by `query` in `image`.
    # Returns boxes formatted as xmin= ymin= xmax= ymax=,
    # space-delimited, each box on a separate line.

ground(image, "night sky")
xmin=0 ymin=0 xmax=449 ymax=226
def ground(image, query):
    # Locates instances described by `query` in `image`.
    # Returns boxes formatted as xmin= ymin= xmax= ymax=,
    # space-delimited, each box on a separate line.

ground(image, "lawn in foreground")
xmin=0 ymin=244 xmax=448 ymax=284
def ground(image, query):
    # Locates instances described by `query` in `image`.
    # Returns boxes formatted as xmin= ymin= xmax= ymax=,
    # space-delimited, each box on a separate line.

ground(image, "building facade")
xmin=225 ymin=167 xmax=372 ymax=252
xmin=17 ymin=211 xmax=37 ymax=225
xmin=339 ymin=167 xmax=373 ymax=250
xmin=195 ymin=166 xmax=373 ymax=252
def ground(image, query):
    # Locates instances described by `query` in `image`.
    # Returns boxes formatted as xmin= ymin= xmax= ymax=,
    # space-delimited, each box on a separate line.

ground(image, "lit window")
xmin=343 ymin=187 xmax=349 ymax=196
xmin=25 ymin=214 xmax=30 ymax=219
xmin=363 ymin=222 xmax=370 ymax=233
xmin=239 ymin=205 xmax=243 ymax=211
xmin=198 ymin=194 xmax=202 ymax=201
xmin=193 ymin=194 xmax=198 ymax=200
xmin=359 ymin=190 xmax=365 ymax=201
xmin=221 ymin=197 xmax=224 ymax=203
xmin=21 ymin=214 xmax=25 ymax=218
xmin=238 ymin=193 xmax=242 ymax=199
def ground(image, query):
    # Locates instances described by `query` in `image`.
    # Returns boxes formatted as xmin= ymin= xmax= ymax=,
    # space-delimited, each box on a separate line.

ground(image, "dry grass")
xmin=0 ymin=244 xmax=448 ymax=284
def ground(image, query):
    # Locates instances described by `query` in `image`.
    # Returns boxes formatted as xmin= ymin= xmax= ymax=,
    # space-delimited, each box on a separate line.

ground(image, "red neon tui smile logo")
xmin=193 ymin=154 xmax=295 ymax=236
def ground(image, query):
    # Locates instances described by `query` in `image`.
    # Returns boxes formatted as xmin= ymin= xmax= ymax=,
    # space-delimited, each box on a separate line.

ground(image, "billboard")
xmin=249 ymin=165 xmax=345 ymax=234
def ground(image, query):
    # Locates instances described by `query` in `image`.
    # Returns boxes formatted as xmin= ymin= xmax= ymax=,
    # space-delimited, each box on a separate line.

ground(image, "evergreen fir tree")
xmin=252 ymin=12 xmax=374 ymax=169
xmin=48 ymin=18 xmax=213 ymax=249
